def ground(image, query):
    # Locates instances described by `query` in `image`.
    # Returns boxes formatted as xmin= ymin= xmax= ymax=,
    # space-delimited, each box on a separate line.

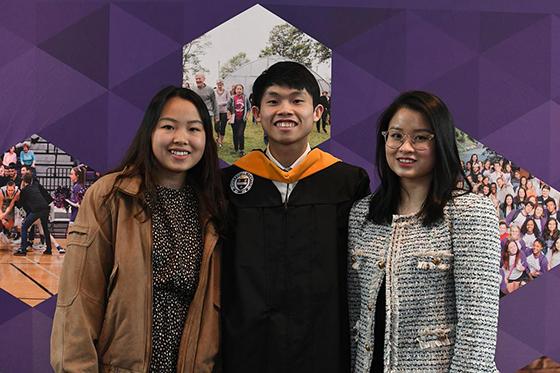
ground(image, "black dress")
xmin=147 ymin=185 xmax=203 ymax=372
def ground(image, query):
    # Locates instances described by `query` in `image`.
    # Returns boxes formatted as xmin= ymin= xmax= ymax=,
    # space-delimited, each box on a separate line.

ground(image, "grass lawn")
xmin=217 ymin=114 xmax=331 ymax=164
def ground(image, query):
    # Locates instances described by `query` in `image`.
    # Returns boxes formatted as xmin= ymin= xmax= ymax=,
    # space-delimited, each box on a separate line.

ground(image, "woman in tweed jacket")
xmin=348 ymin=91 xmax=501 ymax=372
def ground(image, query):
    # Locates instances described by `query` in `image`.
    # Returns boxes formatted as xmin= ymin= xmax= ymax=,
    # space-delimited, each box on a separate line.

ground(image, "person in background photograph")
xmin=526 ymin=238 xmax=548 ymax=279
xmin=489 ymin=160 xmax=503 ymax=184
xmin=215 ymin=79 xmax=230 ymax=147
xmin=525 ymin=176 xmax=537 ymax=198
xmin=538 ymin=184 xmax=552 ymax=206
xmin=503 ymin=162 xmax=512 ymax=185
xmin=541 ymin=217 xmax=559 ymax=254
xmin=514 ymin=186 xmax=527 ymax=208
xmin=2 ymin=146 xmax=17 ymax=168
xmin=500 ymin=194 xmax=516 ymax=220
xmin=0 ymin=181 xmax=19 ymax=243
xmin=520 ymin=217 xmax=540 ymax=252
xmin=533 ymin=204 xmax=546 ymax=233
xmin=509 ymin=224 xmax=527 ymax=255
xmin=501 ymin=238 xmax=528 ymax=293
xmin=470 ymin=162 xmax=481 ymax=180
xmin=469 ymin=153 xmax=479 ymax=168
xmin=19 ymin=142 xmax=36 ymax=176
xmin=496 ymin=176 xmax=514 ymax=203
xmin=227 ymin=83 xmax=251 ymax=156
xmin=499 ymin=220 xmax=509 ymax=241
xmin=193 ymin=71 xmax=219 ymax=134
xmin=482 ymin=159 xmax=492 ymax=177
xmin=348 ymin=91 xmax=500 ymax=372
xmin=489 ymin=182 xmax=499 ymax=213
xmin=546 ymin=237 xmax=560 ymax=270
xmin=464 ymin=160 xmax=472 ymax=174
xmin=545 ymin=198 xmax=560 ymax=221
xmin=317 ymin=90 xmax=330 ymax=133
xmin=519 ymin=175 xmax=529 ymax=193
xmin=13 ymin=173 xmax=53 ymax=256
xmin=66 ymin=165 xmax=87 ymax=225
xmin=511 ymin=169 xmax=521 ymax=190
xmin=51 ymin=86 xmax=227 ymax=372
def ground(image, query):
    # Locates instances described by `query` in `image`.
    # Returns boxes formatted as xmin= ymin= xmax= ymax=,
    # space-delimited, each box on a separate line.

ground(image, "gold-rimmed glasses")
xmin=381 ymin=129 xmax=435 ymax=150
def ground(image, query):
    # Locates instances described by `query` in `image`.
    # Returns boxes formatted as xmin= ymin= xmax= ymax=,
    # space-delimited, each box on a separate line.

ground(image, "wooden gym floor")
xmin=0 ymin=239 xmax=66 ymax=306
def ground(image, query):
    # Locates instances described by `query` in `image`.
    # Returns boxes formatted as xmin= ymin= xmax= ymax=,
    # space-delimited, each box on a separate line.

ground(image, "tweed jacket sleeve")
xmin=347 ymin=195 xmax=371 ymax=369
xmin=449 ymin=194 xmax=501 ymax=373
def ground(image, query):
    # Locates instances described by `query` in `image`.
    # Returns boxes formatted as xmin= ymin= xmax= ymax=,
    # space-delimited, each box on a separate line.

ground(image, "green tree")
xmin=182 ymin=34 xmax=211 ymax=86
xmin=260 ymin=24 xmax=329 ymax=68
xmin=220 ymin=52 xmax=250 ymax=79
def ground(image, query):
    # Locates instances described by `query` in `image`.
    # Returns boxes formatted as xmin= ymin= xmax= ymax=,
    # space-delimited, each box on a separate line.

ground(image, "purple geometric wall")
xmin=1 ymin=1 xmax=559 ymax=371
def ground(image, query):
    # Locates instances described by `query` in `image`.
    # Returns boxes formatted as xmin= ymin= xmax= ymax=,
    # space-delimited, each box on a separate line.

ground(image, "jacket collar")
xmin=115 ymin=172 xmax=142 ymax=197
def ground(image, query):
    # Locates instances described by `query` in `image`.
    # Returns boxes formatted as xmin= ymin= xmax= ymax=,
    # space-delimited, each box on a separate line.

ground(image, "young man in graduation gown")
xmin=222 ymin=61 xmax=370 ymax=373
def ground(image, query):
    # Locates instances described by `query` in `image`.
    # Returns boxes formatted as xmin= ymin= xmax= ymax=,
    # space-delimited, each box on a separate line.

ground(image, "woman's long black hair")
xmin=107 ymin=85 xmax=226 ymax=235
xmin=367 ymin=90 xmax=471 ymax=226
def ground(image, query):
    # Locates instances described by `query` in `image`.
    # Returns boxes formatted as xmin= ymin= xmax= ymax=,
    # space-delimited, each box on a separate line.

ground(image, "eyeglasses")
xmin=381 ymin=129 xmax=435 ymax=150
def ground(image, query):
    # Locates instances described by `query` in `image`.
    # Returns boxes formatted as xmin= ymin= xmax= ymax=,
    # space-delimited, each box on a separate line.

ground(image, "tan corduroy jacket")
xmin=51 ymin=172 xmax=221 ymax=372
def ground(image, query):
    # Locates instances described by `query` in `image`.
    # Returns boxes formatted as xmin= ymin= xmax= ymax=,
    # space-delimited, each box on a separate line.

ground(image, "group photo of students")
xmin=458 ymin=151 xmax=560 ymax=296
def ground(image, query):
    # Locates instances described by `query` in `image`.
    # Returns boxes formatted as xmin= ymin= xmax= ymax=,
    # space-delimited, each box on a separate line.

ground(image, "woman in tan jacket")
xmin=51 ymin=86 xmax=227 ymax=372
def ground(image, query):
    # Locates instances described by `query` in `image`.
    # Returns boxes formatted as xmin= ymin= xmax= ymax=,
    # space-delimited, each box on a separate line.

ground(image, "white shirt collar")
xmin=265 ymin=144 xmax=311 ymax=172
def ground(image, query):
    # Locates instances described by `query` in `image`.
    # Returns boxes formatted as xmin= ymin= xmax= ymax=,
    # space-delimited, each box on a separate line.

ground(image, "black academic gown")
xmin=222 ymin=150 xmax=370 ymax=373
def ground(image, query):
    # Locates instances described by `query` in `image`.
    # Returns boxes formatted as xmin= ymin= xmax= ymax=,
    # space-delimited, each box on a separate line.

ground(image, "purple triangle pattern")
xmin=478 ymin=56 xmax=547 ymax=139
xmin=330 ymin=52 xmax=399 ymax=133
xmin=108 ymin=3 xmax=180 ymax=89
xmin=0 ymin=309 xmax=35 ymax=372
xmin=422 ymin=58 xmax=479 ymax=138
xmin=413 ymin=9 xmax=481 ymax=52
xmin=0 ymin=25 xmax=35 ymax=68
xmin=552 ymin=15 xmax=560 ymax=103
xmin=549 ymin=102 xmax=560 ymax=182
xmin=495 ymin=328 xmax=543 ymax=373
xmin=264 ymin=4 xmax=401 ymax=48
xmin=38 ymin=5 xmax=110 ymax=87
xmin=34 ymin=294 xmax=57 ymax=320
xmin=0 ymin=289 xmax=30 ymax=325
xmin=480 ymin=11 xmax=548 ymax=51
xmin=543 ymin=273 xmax=560 ymax=360
xmin=36 ymin=0 xmax=108 ymax=44
xmin=481 ymin=101 xmax=551 ymax=181
xmin=113 ymin=1 xmax=186 ymax=43
xmin=336 ymin=11 xmax=407 ymax=91
xmin=328 ymin=139 xmax=378 ymax=187
xmin=405 ymin=12 xmax=477 ymax=88
xmin=0 ymin=47 xmax=107 ymax=152
xmin=106 ymin=92 xmax=145 ymax=171
xmin=499 ymin=280 xmax=548 ymax=353
xmin=39 ymin=93 xmax=109 ymax=172
xmin=482 ymin=16 xmax=551 ymax=98
xmin=112 ymin=49 xmax=182 ymax=112
xmin=0 ymin=0 xmax=37 ymax=44
xmin=334 ymin=111 xmax=380 ymax=166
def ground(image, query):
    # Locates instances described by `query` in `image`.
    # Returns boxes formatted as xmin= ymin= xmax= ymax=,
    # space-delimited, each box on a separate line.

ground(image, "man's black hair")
xmin=252 ymin=61 xmax=320 ymax=108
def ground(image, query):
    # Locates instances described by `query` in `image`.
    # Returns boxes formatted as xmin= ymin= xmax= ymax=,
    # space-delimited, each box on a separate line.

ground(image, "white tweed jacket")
xmin=348 ymin=192 xmax=501 ymax=373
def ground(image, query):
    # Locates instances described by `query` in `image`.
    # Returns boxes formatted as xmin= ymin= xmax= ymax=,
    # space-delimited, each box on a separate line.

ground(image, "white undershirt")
xmin=265 ymin=144 xmax=311 ymax=204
